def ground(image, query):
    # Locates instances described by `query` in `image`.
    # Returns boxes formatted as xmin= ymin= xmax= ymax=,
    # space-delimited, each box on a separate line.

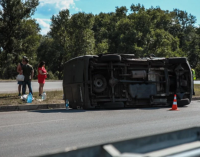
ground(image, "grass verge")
xmin=0 ymin=91 xmax=63 ymax=106
xmin=194 ymin=84 xmax=200 ymax=96
xmin=0 ymin=85 xmax=199 ymax=106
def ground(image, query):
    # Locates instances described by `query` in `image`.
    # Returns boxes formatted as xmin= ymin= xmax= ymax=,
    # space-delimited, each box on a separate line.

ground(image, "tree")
xmin=169 ymin=9 xmax=196 ymax=52
xmin=49 ymin=10 xmax=95 ymax=78
xmin=187 ymin=27 xmax=200 ymax=68
xmin=50 ymin=10 xmax=95 ymax=59
xmin=93 ymin=13 xmax=111 ymax=54
xmin=49 ymin=9 xmax=72 ymax=79
xmin=69 ymin=12 xmax=95 ymax=57
xmin=0 ymin=0 xmax=40 ymax=79
xmin=1 ymin=3 xmax=199 ymax=79
xmin=0 ymin=0 xmax=39 ymax=58
xmin=37 ymin=35 xmax=63 ymax=79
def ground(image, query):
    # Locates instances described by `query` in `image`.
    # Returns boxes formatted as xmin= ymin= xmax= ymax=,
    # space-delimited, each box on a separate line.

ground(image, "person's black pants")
xmin=22 ymin=80 xmax=32 ymax=95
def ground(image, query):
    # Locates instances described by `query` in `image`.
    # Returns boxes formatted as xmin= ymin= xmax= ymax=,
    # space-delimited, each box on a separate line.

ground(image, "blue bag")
xmin=27 ymin=93 xmax=32 ymax=103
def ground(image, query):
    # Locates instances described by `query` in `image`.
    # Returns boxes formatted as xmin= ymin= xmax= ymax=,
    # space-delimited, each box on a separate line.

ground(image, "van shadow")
xmin=29 ymin=105 xmax=184 ymax=113
xmin=30 ymin=108 xmax=86 ymax=113
xmin=132 ymin=105 xmax=188 ymax=110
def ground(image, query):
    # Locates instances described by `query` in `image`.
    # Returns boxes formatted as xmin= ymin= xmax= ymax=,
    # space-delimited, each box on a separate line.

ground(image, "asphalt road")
xmin=195 ymin=81 xmax=200 ymax=84
xmin=0 ymin=81 xmax=199 ymax=94
xmin=0 ymin=101 xmax=200 ymax=157
xmin=0 ymin=81 xmax=62 ymax=93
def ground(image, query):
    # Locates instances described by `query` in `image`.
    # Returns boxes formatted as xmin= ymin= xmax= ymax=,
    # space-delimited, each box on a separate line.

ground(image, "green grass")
xmin=194 ymin=84 xmax=200 ymax=96
xmin=0 ymin=91 xmax=64 ymax=106
xmin=0 ymin=85 xmax=199 ymax=106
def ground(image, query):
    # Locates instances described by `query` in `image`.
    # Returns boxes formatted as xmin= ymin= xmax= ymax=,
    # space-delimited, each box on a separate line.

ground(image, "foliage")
xmin=1 ymin=2 xmax=200 ymax=79
xmin=47 ymin=71 xmax=58 ymax=80
xmin=0 ymin=0 xmax=40 ymax=79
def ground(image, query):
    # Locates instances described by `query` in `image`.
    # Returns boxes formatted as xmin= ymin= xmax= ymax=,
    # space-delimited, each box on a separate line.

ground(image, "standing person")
xmin=16 ymin=56 xmax=26 ymax=96
xmin=191 ymin=68 xmax=196 ymax=81
xmin=191 ymin=68 xmax=196 ymax=95
xmin=21 ymin=58 xmax=34 ymax=95
xmin=38 ymin=61 xmax=48 ymax=96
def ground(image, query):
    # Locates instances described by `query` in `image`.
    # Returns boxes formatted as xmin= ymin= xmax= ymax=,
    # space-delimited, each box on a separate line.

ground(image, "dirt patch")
xmin=194 ymin=84 xmax=200 ymax=96
xmin=0 ymin=91 xmax=64 ymax=106
xmin=0 ymin=84 xmax=199 ymax=106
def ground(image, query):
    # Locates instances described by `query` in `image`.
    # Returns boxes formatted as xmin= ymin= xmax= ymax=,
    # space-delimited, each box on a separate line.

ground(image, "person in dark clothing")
xmin=21 ymin=58 xmax=34 ymax=95
xmin=17 ymin=56 xmax=27 ymax=96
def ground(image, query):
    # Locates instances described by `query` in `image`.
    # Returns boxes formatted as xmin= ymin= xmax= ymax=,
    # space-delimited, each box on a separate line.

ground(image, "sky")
xmin=33 ymin=0 xmax=200 ymax=35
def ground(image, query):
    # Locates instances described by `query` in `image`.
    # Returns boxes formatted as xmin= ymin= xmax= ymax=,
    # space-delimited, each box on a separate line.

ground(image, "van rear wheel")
xmin=93 ymin=74 xmax=107 ymax=93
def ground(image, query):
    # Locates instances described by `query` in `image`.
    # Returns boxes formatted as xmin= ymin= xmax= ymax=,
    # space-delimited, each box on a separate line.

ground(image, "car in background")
xmin=63 ymin=54 xmax=193 ymax=109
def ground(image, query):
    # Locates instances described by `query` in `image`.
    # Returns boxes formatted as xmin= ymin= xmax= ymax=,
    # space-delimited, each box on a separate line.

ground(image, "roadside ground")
xmin=0 ymin=90 xmax=65 ymax=112
xmin=0 ymin=91 xmax=63 ymax=106
xmin=194 ymin=84 xmax=200 ymax=97
xmin=0 ymin=85 xmax=200 ymax=112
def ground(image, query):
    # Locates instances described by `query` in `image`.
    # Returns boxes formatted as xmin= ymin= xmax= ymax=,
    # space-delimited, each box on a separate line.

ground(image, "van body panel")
xmin=63 ymin=54 xmax=193 ymax=109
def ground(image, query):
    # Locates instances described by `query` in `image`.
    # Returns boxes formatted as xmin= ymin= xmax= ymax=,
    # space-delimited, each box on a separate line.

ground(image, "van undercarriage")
xmin=63 ymin=54 xmax=193 ymax=109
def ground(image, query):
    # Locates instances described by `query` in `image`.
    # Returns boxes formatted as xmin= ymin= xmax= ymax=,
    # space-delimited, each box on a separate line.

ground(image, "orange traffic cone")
xmin=170 ymin=94 xmax=179 ymax=111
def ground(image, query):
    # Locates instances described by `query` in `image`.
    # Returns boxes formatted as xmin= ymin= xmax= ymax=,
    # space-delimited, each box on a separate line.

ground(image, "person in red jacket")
xmin=38 ymin=61 xmax=48 ymax=96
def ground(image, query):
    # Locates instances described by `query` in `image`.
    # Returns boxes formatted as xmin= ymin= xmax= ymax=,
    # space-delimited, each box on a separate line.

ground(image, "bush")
xmin=54 ymin=71 xmax=59 ymax=79
xmin=1 ymin=54 xmax=18 ymax=79
xmin=47 ymin=71 xmax=58 ymax=80
xmin=195 ymin=63 xmax=200 ymax=80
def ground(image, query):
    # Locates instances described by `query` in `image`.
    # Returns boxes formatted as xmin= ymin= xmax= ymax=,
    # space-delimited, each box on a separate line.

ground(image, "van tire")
xmin=168 ymin=58 xmax=187 ymax=64
xmin=93 ymin=74 xmax=107 ymax=93
xmin=99 ymin=54 xmax=121 ymax=62
xmin=178 ymin=98 xmax=190 ymax=107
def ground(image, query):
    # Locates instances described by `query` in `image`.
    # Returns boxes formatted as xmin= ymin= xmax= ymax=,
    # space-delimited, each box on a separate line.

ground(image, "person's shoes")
xmin=18 ymin=93 xmax=21 ymax=96
xmin=39 ymin=94 xmax=42 ymax=96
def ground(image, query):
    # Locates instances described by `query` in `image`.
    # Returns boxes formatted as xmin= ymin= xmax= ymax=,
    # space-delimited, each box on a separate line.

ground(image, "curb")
xmin=0 ymin=97 xmax=200 ymax=112
xmin=0 ymin=104 xmax=65 ymax=112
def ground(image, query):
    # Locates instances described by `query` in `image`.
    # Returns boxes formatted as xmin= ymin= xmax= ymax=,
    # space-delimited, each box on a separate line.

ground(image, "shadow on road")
xmin=28 ymin=105 xmax=181 ymax=113
xmin=30 ymin=109 xmax=86 ymax=113
xmin=136 ymin=105 xmax=189 ymax=110
xmin=29 ymin=108 xmax=128 ymax=113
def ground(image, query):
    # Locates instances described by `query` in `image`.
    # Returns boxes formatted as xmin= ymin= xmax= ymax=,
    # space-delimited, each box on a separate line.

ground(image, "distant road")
xmin=0 ymin=81 xmax=199 ymax=93
xmin=0 ymin=81 xmax=62 ymax=93
xmin=195 ymin=81 xmax=200 ymax=84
